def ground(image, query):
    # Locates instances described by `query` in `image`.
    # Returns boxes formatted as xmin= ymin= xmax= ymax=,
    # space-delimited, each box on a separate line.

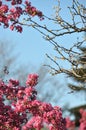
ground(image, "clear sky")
xmin=0 ymin=0 xmax=86 ymax=108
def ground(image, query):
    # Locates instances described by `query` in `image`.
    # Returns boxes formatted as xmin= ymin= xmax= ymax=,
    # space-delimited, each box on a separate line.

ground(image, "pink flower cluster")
xmin=0 ymin=73 xmax=66 ymax=130
xmin=79 ymin=109 xmax=86 ymax=130
xmin=0 ymin=0 xmax=44 ymax=32
xmin=66 ymin=109 xmax=86 ymax=130
xmin=66 ymin=117 xmax=75 ymax=130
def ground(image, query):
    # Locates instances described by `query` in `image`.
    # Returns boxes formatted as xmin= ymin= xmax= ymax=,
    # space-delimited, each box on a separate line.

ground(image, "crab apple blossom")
xmin=26 ymin=73 xmax=39 ymax=86
xmin=66 ymin=117 xmax=75 ymax=130
xmin=0 ymin=73 xmax=67 ymax=130
xmin=65 ymin=109 xmax=86 ymax=130
xmin=0 ymin=74 xmax=86 ymax=130
xmin=0 ymin=0 xmax=44 ymax=32
xmin=79 ymin=109 xmax=86 ymax=130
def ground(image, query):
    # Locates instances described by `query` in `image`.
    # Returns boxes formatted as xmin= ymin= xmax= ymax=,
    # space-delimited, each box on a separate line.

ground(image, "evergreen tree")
xmin=68 ymin=47 xmax=86 ymax=92
xmin=68 ymin=47 xmax=86 ymax=127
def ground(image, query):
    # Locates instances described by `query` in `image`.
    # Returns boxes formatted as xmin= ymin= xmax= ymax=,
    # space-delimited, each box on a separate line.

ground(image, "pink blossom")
xmin=0 ymin=74 xmax=66 ymax=130
xmin=0 ymin=0 xmax=44 ymax=32
xmin=10 ymin=25 xmax=14 ymax=30
xmin=26 ymin=73 xmax=39 ymax=86
xmin=0 ymin=5 xmax=8 ymax=13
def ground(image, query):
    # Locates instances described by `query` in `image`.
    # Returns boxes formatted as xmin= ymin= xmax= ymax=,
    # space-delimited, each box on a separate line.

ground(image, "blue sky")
xmin=0 ymin=0 xmax=86 ymax=108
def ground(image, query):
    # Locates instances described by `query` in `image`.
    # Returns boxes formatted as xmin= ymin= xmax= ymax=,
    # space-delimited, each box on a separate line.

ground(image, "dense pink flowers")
xmin=0 ymin=0 xmax=44 ymax=32
xmin=0 ymin=73 xmax=66 ymax=130
xmin=65 ymin=109 xmax=86 ymax=130
xmin=0 ymin=73 xmax=86 ymax=129
xmin=22 ymin=116 xmax=43 ymax=130
xmin=79 ymin=109 xmax=86 ymax=130
xmin=66 ymin=117 xmax=75 ymax=130
xmin=26 ymin=73 xmax=39 ymax=86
